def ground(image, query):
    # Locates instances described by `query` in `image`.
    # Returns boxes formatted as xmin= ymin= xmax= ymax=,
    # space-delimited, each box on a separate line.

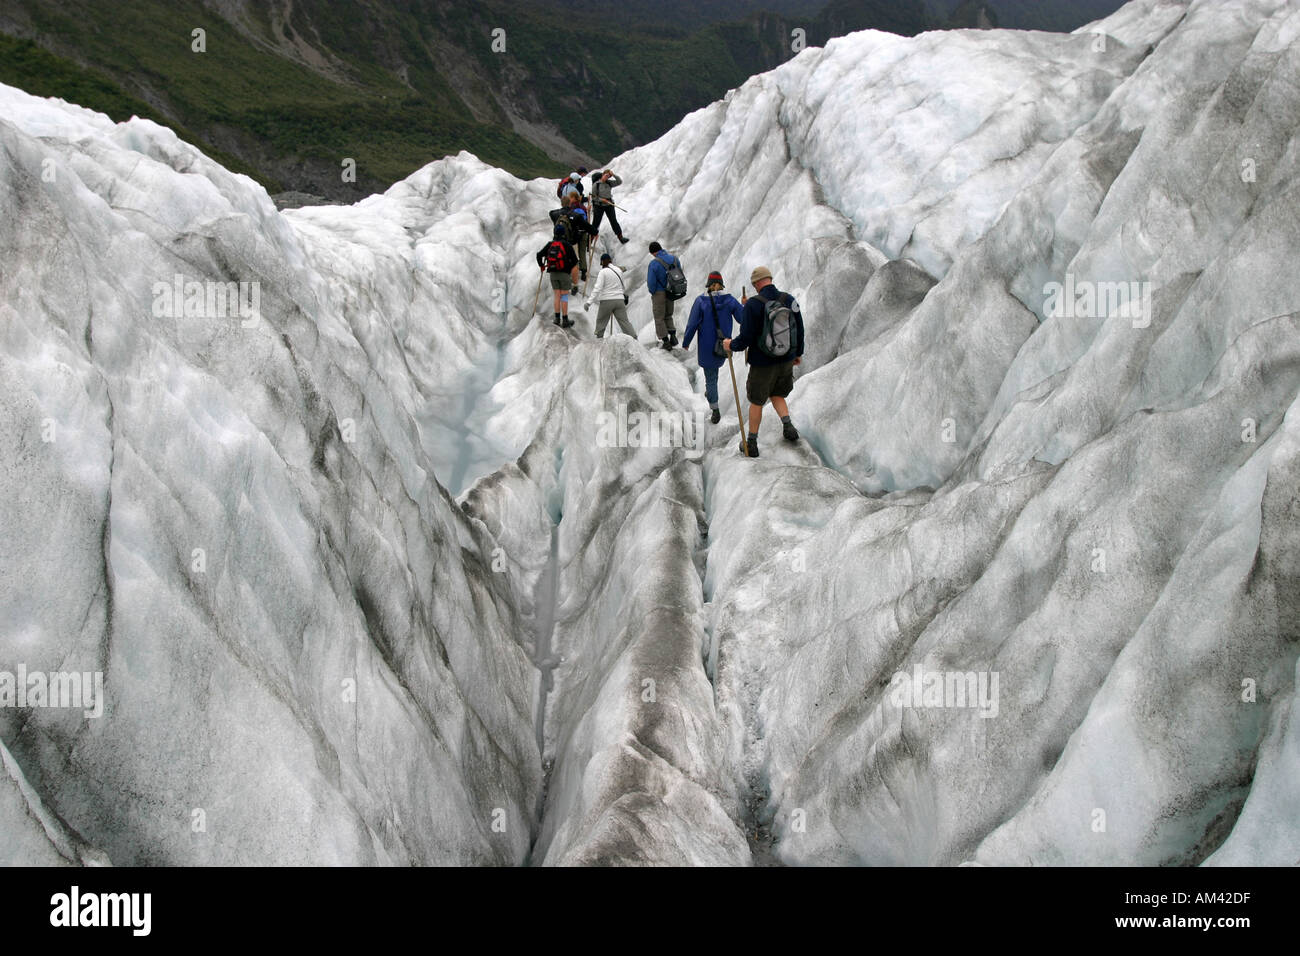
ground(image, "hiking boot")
xmin=668 ymin=331 xmax=678 ymax=347
xmin=618 ymin=235 xmax=628 ymax=244
xmin=661 ymin=337 xmax=672 ymax=351
xmin=782 ymin=420 xmax=800 ymax=442
xmin=745 ymin=436 xmax=759 ymax=458
xmin=710 ymin=408 xmax=721 ymax=425
xmin=562 ymin=316 xmax=575 ymax=328
xmin=553 ymin=316 xmax=561 ymax=326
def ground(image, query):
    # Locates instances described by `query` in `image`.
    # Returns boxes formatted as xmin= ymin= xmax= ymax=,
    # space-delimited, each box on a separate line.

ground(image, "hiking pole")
xmin=727 ymin=282 xmax=749 ymax=454
xmin=726 ymin=351 xmax=746 ymax=455
xmin=533 ymin=268 xmax=544 ymax=316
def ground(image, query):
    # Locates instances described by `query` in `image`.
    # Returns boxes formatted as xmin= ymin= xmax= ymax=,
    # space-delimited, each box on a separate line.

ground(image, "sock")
xmin=554 ymin=312 xmax=561 ymax=321
xmin=781 ymin=415 xmax=791 ymax=424
xmin=748 ymin=432 xmax=757 ymax=442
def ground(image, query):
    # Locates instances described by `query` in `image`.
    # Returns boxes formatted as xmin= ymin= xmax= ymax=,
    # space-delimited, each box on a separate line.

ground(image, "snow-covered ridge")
xmin=2 ymin=0 xmax=1298 ymax=865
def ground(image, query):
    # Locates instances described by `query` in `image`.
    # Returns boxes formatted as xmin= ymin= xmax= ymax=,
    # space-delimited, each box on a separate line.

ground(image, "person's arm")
xmin=728 ymin=301 xmax=756 ymax=352
xmin=727 ymin=297 xmax=743 ymax=337
xmin=682 ymin=297 xmax=703 ymax=349
xmin=647 ymin=259 xmax=662 ymax=293
xmin=607 ymin=174 xmax=622 ymax=188
xmin=536 ymin=245 xmax=546 ymax=270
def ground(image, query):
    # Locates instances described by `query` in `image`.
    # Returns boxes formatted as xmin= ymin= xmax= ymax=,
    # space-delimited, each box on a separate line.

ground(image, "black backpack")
xmin=565 ymin=209 xmax=589 ymax=242
xmin=759 ymin=293 xmax=797 ymax=359
xmin=549 ymin=208 xmax=580 ymax=243
xmin=661 ymin=256 xmax=687 ymax=299
xmin=544 ymin=240 xmax=569 ymax=272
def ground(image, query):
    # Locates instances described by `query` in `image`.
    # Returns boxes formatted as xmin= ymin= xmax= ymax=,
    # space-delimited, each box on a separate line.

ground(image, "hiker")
xmin=564 ymin=193 xmax=599 ymax=281
xmin=722 ymin=266 xmax=804 ymax=457
xmin=647 ymin=241 xmax=685 ymax=350
xmin=536 ymin=222 xmax=579 ymax=328
xmin=589 ymin=169 xmax=627 ymax=244
xmin=681 ymin=271 xmax=743 ymax=424
xmin=559 ymin=166 xmax=588 ymax=203
xmin=586 ymin=252 xmax=636 ymax=338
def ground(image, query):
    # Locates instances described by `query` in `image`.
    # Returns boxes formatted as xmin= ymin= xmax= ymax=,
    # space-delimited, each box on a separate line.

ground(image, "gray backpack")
xmin=760 ymin=293 xmax=797 ymax=359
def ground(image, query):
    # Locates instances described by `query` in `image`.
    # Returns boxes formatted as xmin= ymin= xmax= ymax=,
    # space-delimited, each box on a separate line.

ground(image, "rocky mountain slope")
xmin=0 ymin=0 xmax=1122 ymax=200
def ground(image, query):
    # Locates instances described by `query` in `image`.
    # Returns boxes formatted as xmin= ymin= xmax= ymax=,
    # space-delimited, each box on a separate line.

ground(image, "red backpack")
xmin=545 ymin=240 xmax=569 ymax=271
xmin=556 ymin=177 xmax=570 ymax=200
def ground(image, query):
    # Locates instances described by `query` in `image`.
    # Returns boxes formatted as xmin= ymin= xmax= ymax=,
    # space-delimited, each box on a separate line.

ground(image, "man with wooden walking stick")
xmin=589 ymin=169 xmax=628 ymax=244
xmin=722 ymin=266 xmax=805 ymax=458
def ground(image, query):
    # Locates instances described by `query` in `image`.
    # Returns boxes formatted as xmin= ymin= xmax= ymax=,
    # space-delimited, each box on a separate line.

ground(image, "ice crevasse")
xmin=0 ymin=0 xmax=1297 ymax=866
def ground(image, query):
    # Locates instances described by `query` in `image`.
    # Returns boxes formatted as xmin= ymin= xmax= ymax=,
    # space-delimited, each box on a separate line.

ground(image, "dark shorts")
xmin=746 ymin=360 xmax=795 ymax=406
xmin=549 ymin=272 xmax=574 ymax=291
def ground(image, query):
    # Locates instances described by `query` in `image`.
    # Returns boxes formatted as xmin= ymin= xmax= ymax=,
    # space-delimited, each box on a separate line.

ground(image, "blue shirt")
xmin=647 ymin=251 xmax=679 ymax=295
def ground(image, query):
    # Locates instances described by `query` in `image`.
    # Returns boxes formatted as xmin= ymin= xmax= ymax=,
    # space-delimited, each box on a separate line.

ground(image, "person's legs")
xmin=771 ymin=362 xmax=797 ymax=439
xmin=591 ymin=205 xmax=604 ymax=231
xmin=652 ymin=291 xmax=669 ymax=340
xmin=595 ymin=300 xmax=614 ymax=337
xmin=665 ymin=296 xmax=676 ymax=335
xmin=612 ymin=303 xmax=635 ymax=336
xmin=743 ymin=363 xmax=781 ymax=456
xmin=606 ymin=206 xmax=623 ymax=239
xmin=704 ymin=366 xmax=720 ymax=408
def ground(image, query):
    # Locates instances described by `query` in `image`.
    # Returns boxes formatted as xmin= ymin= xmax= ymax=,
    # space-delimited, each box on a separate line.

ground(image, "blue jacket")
xmin=646 ymin=251 xmax=679 ymax=295
xmin=682 ymin=292 xmax=742 ymax=370
xmin=729 ymin=283 xmax=805 ymax=367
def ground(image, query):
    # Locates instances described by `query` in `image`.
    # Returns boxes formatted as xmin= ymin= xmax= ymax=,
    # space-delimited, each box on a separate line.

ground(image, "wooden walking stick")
xmin=533 ymin=268 xmax=545 ymax=316
xmin=726 ymin=351 xmax=746 ymax=455
xmin=728 ymin=283 xmax=747 ymax=454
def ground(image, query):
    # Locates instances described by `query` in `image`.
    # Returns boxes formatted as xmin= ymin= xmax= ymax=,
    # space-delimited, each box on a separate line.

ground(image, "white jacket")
xmin=586 ymin=265 xmax=628 ymax=305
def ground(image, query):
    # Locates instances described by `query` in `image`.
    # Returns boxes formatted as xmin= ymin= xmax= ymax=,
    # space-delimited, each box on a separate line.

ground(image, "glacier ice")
xmin=1 ymin=0 xmax=1297 ymax=866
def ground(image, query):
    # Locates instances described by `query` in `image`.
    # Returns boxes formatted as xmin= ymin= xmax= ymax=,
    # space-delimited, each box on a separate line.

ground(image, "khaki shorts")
xmin=745 ymin=360 xmax=795 ymax=406
xmin=549 ymin=272 xmax=574 ymax=291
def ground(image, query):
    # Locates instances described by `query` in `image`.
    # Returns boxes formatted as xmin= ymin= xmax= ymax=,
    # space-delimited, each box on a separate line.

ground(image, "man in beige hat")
xmin=722 ymin=266 xmax=805 ymax=457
